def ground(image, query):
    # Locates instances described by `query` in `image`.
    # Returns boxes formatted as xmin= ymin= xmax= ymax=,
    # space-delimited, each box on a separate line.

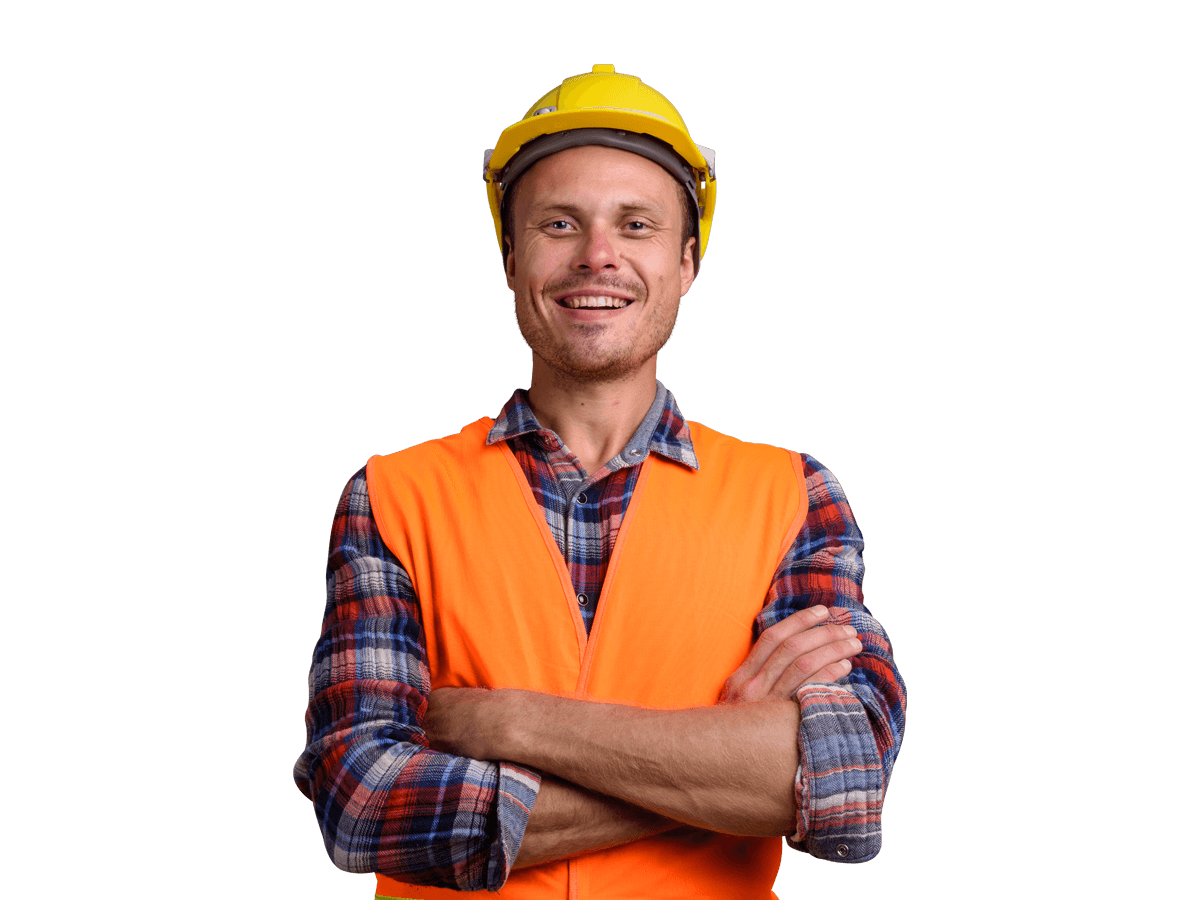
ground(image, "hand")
xmin=424 ymin=686 xmax=510 ymax=760
xmin=719 ymin=606 xmax=860 ymax=704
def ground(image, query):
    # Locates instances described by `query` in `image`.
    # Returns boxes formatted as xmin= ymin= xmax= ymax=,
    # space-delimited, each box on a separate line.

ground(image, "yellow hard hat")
xmin=483 ymin=64 xmax=716 ymax=269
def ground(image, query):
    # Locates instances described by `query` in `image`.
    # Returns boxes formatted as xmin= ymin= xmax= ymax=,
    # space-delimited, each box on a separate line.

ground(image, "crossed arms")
xmin=425 ymin=605 xmax=861 ymax=867
xmin=294 ymin=460 xmax=906 ymax=891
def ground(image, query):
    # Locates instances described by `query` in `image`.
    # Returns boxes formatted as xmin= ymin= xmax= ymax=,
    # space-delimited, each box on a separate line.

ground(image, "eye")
xmin=548 ymin=220 xmax=572 ymax=230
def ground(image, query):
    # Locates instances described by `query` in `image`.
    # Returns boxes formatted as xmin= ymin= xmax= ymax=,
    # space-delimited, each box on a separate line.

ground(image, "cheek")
xmin=508 ymin=261 xmax=536 ymax=297
xmin=649 ymin=265 xmax=680 ymax=294
xmin=528 ymin=233 xmax=583 ymax=269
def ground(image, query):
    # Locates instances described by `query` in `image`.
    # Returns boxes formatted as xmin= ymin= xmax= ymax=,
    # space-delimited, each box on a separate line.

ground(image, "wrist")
xmin=424 ymin=686 xmax=538 ymax=761
xmin=488 ymin=688 xmax=537 ymax=761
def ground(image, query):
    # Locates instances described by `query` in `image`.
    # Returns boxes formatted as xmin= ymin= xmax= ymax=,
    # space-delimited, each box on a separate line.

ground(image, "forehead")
xmin=514 ymin=145 xmax=681 ymax=213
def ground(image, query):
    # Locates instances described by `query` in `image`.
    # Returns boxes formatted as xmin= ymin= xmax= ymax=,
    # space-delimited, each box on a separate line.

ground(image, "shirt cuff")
xmin=485 ymin=762 xmax=542 ymax=886
xmin=789 ymin=682 xmax=884 ymax=863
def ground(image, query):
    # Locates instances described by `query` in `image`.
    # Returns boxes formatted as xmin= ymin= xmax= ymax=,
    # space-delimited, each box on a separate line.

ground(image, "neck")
xmin=526 ymin=360 xmax=659 ymax=479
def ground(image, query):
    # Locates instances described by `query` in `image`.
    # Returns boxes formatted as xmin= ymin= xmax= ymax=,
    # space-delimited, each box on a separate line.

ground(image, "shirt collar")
xmin=486 ymin=380 xmax=699 ymax=471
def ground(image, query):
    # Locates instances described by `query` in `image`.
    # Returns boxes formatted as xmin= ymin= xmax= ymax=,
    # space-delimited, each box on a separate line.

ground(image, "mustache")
xmin=545 ymin=273 xmax=646 ymax=301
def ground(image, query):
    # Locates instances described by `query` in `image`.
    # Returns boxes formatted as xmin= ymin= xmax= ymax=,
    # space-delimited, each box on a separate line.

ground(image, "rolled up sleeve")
xmin=293 ymin=468 xmax=540 ymax=890
xmin=759 ymin=455 xmax=906 ymax=862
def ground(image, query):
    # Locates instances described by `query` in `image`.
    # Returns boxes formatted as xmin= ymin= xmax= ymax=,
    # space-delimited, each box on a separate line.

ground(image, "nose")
xmin=571 ymin=226 xmax=617 ymax=271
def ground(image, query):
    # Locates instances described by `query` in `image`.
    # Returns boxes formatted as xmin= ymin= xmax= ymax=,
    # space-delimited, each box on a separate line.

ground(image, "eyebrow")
xmin=529 ymin=200 xmax=668 ymax=217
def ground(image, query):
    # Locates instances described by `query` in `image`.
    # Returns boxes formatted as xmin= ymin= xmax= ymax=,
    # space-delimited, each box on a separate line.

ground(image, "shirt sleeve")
xmin=758 ymin=455 xmax=907 ymax=863
xmin=293 ymin=468 xmax=541 ymax=890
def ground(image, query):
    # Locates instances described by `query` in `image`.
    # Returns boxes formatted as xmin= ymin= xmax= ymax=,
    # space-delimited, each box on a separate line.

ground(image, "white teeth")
xmin=561 ymin=295 xmax=631 ymax=309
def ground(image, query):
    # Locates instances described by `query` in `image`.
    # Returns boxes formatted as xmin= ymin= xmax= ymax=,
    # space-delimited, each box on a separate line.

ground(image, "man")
xmin=295 ymin=64 xmax=905 ymax=899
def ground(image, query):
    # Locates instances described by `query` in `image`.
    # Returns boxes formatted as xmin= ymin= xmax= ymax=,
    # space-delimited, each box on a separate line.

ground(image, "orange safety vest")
xmin=366 ymin=418 xmax=808 ymax=900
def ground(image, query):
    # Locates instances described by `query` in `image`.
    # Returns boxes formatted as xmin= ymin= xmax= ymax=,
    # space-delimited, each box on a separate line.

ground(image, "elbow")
xmin=311 ymin=789 xmax=421 ymax=878
xmin=298 ymin=721 xmax=504 ymax=890
xmin=306 ymin=759 xmax=500 ymax=890
xmin=316 ymin=803 xmax=482 ymax=885
xmin=311 ymin=790 xmax=381 ymax=875
xmin=297 ymin=782 xmax=375 ymax=876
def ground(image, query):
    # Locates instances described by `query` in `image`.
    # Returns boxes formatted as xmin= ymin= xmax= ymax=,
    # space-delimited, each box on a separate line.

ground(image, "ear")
xmin=504 ymin=238 xmax=516 ymax=289
xmin=679 ymin=237 xmax=696 ymax=297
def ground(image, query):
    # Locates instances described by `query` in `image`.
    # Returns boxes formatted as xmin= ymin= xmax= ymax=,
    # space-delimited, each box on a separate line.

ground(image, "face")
xmin=505 ymin=145 xmax=696 ymax=386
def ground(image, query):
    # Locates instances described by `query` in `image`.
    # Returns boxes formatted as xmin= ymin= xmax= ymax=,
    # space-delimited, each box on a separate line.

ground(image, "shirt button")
xmin=577 ymin=593 xmax=589 ymax=606
xmin=576 ymin=492 xmax=587 ymax=504
xmin=630 ymin=448 xmax=642 ymax=456
xmin=835 ymin=844 xmax=850 ymax=858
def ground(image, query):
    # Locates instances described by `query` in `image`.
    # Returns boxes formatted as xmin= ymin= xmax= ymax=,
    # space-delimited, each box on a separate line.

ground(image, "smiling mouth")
xmin=556 ymin=295 xmax=632 ymax=309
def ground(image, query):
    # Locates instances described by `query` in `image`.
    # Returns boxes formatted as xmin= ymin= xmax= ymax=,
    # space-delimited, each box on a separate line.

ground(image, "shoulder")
xmin=368 ymin=418 xmax=496 ymax=482
xmin=793 ymin=454 xmax=854 ymax=509
xmin=687 ymin=420 xmax=802 ymax=467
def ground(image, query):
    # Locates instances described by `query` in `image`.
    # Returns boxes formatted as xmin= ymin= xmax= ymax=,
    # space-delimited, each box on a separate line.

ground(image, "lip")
xmin=554 ymin=300 xmax=638 ymax=321
xmin=553 ymin=289 xmax=636 ymax=309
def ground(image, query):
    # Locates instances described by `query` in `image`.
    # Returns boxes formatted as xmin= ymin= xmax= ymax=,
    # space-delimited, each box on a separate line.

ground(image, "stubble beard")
xmin=515 ymin=274 xmax=679 ymax=385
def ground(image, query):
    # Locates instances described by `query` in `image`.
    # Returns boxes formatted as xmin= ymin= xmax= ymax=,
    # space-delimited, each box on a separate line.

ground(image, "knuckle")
xmin=725 ymin=688 xmax=747 ymax=704
xmin=774 ymin=608 xmax=822 ymax=630
xmin=799 ymin=647 xmax=835 ymax=670
xmin=758 ymin=625 xmax=784 ymax=649
xmin=785 ymin=657 xmax=811 ymax=677
xmin=722 ymin=672 xmax=759 ymax=704
xmin=781 ymin=635 xmax=807 ymax=655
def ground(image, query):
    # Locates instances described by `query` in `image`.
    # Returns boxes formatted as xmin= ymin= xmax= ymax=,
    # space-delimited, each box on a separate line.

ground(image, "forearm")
xmin=432 ymin=690 xmax=800 ymax=836
xmin=514 ymin=774 xmax=678 ymax=869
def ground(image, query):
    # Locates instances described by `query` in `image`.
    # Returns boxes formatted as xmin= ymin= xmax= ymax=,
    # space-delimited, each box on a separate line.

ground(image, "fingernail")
xmin=813 ymin=606 xmax=829 ymax=618
xmin=843 ymin=625 xmax=857 ymax=637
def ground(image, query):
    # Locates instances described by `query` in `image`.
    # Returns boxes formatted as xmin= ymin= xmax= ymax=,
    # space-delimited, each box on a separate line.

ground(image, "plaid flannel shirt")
xmin=294 ymin=383 xmax=906 ymax=890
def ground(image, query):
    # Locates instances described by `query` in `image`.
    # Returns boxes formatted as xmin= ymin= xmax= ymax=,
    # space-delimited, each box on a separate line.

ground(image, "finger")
xmin=724 ymin=616 xmax=850 ymax=704
xmin=767 ymin=635 xmax=862 ymax=699
xmin=754 ymin=625 xmax=857 ymax=700
xmin=726 ymin=606 xmax=830 ymax=690
xmin=805 ymin=658 xmax=853 ymax=686
xmin=722 ymin=608 xmax=833 ymax=703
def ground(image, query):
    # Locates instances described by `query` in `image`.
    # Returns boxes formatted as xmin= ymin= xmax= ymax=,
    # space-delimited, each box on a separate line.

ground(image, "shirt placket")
xmin=535 ymin=431 xmax=629 ymax=636
xmin=564 ymin=473 xmax=595 ymax=626
xmin=559 ymin=455 xmax=602 ymax=631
